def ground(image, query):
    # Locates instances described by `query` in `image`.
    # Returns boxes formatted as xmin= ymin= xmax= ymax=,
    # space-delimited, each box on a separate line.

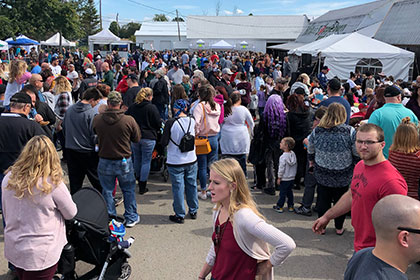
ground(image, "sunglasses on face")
xmin=398 ymin=227 xmax=420 ymax=234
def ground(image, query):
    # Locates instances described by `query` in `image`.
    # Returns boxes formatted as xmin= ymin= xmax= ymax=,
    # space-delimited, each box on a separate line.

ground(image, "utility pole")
xmin=176 ymin=9 xmax=181 ymax=41
xmin=99 ymin=0 xmax=102 ymax=29
xmin=116 ymin=13 xmax=119 ymax=36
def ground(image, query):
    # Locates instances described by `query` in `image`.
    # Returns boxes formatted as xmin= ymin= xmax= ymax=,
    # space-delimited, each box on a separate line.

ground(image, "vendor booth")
xmin=6 ymin=35 xmax=39 ymax=54
xmin=288 ymin=32 xmax=415 ymax=81
xmin=211 ymin=40 xmax=233 ymax=50
xmin=88 ymin=29 xmax=131 ymax=58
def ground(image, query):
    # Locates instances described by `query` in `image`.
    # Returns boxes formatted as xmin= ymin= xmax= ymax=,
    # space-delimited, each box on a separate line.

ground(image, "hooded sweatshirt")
xmin=193 ymin=101 xmax=221 ymax=137
xmin=93 ymin=109 xmax=141 ymax=159
xmin=63 ymin=102 xmax=96 ymax=152
xmin=277 ymin=151 xmax=297 ymax=181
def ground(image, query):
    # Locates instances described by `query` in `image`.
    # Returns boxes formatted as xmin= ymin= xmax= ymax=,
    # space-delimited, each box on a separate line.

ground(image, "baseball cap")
xmin=328 ymin=78 xmax=341 ymax=91
xmin=10 ymin=92 xmax=32 ymax=104
xmin=85 ymin=68 xmax=93 ymax=75
xmin=108 ymin=91 xmax=122 ymax=104
xmin=51 ymin=57 xmax=58 ymax=61
xmin=222 ymin=68 xmax=233 ymax=75
xmin=69 ymin=64 xmax=75 ymax=68
xmin=322 ymin=66 xmax=329 ymax=71
xmin=127 ymin=73 xmax=138 ymax=82
xmin=213 ymin=68 xmax=221 ymax=73
xmin=384 ymin=85 xmax=401 ymax=97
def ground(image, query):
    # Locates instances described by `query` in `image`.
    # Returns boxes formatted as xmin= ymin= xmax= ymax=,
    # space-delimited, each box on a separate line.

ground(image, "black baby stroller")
xmin=150 ymin=130 xmax=169 ymax=182
xmin=56 ymin=187 xmax=134 ymax=280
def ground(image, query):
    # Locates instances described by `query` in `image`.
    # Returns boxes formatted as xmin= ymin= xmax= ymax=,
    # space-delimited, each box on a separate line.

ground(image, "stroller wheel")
xmin=163 ymin=165 xmax=169 ymax=182
xmin=118 ymin=262 xmax=131 ymax=280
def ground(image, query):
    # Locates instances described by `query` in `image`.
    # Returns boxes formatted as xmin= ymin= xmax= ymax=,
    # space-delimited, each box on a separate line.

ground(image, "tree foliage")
xmin=172 ymin=17 xmax=184 ymax=22
xmin=0 ymin=0 xmax=100 ymax=44
xmin=119 ymin=22 xmax=141 ymax=39
xmin=153 ymin=14 xmax=168 ymax=22
xmin=109 ymin=21 xmax=120 ymax=37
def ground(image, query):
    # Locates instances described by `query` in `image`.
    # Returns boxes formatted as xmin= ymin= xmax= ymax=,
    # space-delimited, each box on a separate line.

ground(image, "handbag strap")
xmin=201 ymin=103 xmax=208 ymax=138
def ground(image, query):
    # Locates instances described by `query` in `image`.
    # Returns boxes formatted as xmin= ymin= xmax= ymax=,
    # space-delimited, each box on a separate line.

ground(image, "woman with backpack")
xmin=126 ymin=87 xmax=162 ymax=195
xmin=193 ymin=84 xmax=221 ymax=200
xmin=161 ymin=99 xmax=198 ymax=224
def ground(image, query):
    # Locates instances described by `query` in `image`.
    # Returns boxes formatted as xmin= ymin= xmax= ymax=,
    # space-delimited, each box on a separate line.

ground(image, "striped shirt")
xmin=389 ymin=150 xmax=420 ymax=200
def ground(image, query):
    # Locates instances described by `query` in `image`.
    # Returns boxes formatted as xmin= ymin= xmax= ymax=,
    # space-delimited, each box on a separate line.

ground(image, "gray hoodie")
xmin=63 ymin=101 xmax=96 ymax=152
xmin=278 ymin=151 xmax=297 ymax=181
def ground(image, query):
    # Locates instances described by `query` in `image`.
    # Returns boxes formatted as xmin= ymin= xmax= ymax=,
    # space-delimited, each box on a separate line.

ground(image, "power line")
xmin=124 ymin=0 xmax=177 ymax=16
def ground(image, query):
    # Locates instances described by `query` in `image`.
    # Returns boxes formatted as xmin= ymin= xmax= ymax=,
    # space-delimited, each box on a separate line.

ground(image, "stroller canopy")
xmin=72 ymin=187 xmax=110 ymax=236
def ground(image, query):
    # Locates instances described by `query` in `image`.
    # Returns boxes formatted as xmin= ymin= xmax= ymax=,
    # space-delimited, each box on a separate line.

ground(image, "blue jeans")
xmin=197 ymin=135 xmax=219 ymax=190
xmin=131 ymin=139 xmax=156 ymax=181
xmin=168 ymin=162 xmax=199 ymax=218
xmin=98 ymin=157 xmax=139 ymax=224
xmin=221 ymin=154 xmax=247 ymax=176
xmin=276 ymin=180 xmax=294 ymax=208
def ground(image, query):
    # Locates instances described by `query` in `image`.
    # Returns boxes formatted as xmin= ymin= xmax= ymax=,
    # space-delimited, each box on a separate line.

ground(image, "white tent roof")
xmin=288 ymin=33 xmax=414 ymax=59
xmin=0 ymin=40 xmax=8 ymax=50
xmin=289 ymin=32 xmax=414 ymax=81
xmin=211 ymin=40 xmax=233 ymax=49
xmin=41 ymin=33 xmax=76 ymax=47
xmin=88 ymin=29 xmax=120 ymax=43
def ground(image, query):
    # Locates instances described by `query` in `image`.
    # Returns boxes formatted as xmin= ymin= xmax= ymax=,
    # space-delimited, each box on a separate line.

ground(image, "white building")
xmin=186 ymin=15 xmax=308 ymax=52
xmin=135 ymin=15 xmax=309 ymax=53
xmin=135 ymin=22 xmax=187 ymax=51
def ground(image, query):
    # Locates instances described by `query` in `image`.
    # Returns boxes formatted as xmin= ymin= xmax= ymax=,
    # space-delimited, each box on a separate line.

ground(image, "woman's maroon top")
xmin=211 ymin=218 xmax=257 ymax=280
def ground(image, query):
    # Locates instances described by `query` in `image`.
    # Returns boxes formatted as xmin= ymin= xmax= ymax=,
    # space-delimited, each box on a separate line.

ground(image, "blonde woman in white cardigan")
xmin=198 ymin=158 xmax=296 ymax=280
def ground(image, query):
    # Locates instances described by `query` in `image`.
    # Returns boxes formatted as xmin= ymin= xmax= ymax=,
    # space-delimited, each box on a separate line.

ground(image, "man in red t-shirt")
xmin=312 ymin=123 xmax=407 ymax=251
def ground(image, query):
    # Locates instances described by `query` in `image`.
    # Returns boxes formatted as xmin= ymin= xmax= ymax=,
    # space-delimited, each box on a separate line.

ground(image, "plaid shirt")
xmin=55 ymin=92 xmax=71 ymax=119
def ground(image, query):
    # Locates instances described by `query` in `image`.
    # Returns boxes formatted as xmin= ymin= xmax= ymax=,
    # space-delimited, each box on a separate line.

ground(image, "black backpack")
xmin=170 ymin=117 xmax=195 ymax=153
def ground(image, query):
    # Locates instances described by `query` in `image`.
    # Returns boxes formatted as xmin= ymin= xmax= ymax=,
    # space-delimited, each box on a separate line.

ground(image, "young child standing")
xmin=273 ymin=137 xmax=297 ymax=213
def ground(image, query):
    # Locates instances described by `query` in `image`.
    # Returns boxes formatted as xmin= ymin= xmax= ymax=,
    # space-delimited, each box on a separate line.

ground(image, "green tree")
xmin=172 ymin=17 xmax=184 ymax=22
xmin=153 ymin=14 xmax=168 ymax=22
xmin=77 ymin=0 xmax=100 ymax=43
xmin=0 ymin=15 xmax=16 ymax=39
xmin=0 ymin=0 xmax=81 ymax=41
xmin=109 ymin=21 xmax=120 ymax=37
xmin=119 ymin=22 xmax=141 ymax=39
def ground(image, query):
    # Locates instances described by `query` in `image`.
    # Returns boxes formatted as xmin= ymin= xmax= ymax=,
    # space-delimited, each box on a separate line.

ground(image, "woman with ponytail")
xmin=126 ymin=87 xmax=162 ymax=194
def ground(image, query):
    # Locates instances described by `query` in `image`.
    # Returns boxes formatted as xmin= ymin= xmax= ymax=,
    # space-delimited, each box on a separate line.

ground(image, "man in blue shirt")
xmin=319 ymin=78 xmax=351 ymax=124
xmin=368 ymin=85 xmax=418 ymax=158
xmin=30 ymin=60 xmax=41 ymax=74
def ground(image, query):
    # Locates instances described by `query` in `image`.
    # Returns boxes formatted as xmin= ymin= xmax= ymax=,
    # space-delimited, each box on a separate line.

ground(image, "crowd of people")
xmin=1 ymin=46 xmax=420 ymax=279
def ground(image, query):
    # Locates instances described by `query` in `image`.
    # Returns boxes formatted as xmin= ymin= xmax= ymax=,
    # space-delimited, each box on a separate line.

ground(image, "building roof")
xmin=374 ymin=0 xmax=420 ymax=45
xmin=295 ymin=0 xmax=394 ymax=43
xmin=135 ymin=22 xmax=187 ymax=37
xmin=186 ymin=15 xmax=308 ymax=40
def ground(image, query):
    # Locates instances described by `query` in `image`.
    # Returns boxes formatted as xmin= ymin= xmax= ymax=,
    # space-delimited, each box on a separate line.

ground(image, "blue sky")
xmin=99 ymin=0 xmax=374 ymax=27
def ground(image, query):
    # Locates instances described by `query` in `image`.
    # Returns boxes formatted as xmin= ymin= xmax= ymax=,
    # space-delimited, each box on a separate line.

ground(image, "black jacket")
xmin=152 ymin=77 xmax=169 ymax=105
xmin=286 ymin=110 xmax=311 ymax=143
xmin=126 ymin=100 xmax=162 ymax=140
xmin=35 ymin=100 xmax=56 ymax=138
xmin=0 ymin=113 xmax=46 ymax=173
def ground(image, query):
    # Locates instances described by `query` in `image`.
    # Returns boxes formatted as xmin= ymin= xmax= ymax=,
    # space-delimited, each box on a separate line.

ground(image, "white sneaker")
xmin=126 ymin=216 xmax=140 ymax=228
xmin=198 ymin=192 xmax=207 ymax=200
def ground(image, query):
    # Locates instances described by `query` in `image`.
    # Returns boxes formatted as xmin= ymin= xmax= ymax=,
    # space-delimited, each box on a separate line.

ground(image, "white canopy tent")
xmin=41 ymin=33 xmax=76 ymax=47
xmin=0 ymin=40 xmax=10 ymax=61
xmin=211 ymin=40 xmax=233 ymax=50
xmin=88 ymin=29 xmax=131 ymax=58
xmin=288 ymin=33 xmax=415 ymax=81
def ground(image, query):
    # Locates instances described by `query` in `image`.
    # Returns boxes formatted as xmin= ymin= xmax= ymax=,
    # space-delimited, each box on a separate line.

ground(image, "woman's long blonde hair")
xmin=135 ymin=87 xmax=153 ymax=104
xmin=390 ymin=117 xmax=420 ymax=153
xmin=6 ymin=135 xmax=63 ymax=199
xmin=8 ymin=59 xmax=27 ymax=83
xmin=53 ymin=76 xmax=72 ymax=94
xmin=210 ymin=158 xmax=264 ymax=220
xmin=318 ymin=102 xmax=347 ymax=129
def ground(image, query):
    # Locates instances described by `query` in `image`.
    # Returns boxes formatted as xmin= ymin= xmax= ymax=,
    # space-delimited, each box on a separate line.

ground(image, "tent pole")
xmin=318 ymin=55 xmax=321 ymax=74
